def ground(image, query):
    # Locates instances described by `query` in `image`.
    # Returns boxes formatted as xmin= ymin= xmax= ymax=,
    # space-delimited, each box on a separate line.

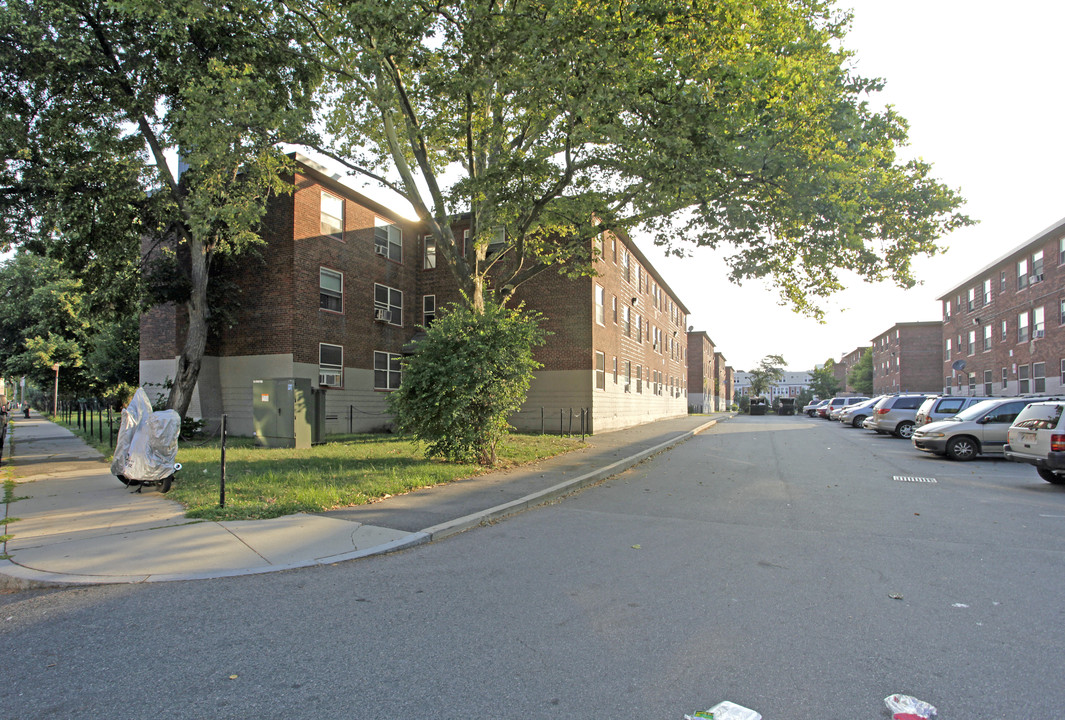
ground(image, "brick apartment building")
xmin=686 ymin=332 xmax=716 ymax=412
xmin=714 ymin=352 xmax=730 ymax=411
xmin=835 ymin=346 xmax=869 ymax=393
xmin=939 ymin=215 xmax=1065 ymax=396
xmin=870 ymin=322 xmax=943 ymax=394
xmin=141 ymin=155 xmax=691 ymax=436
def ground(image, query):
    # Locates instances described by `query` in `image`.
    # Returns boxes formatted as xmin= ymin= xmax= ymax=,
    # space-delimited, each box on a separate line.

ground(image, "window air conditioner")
xmin=1036 ymin=330 xmax=1045 ymax=338
xmin=319 ymin=372 xmax=341 ymax=387
xmin=375 ymin=243 xmax=388 ymax=256
xmin=374 ymin=307 xmax=391 ymax=322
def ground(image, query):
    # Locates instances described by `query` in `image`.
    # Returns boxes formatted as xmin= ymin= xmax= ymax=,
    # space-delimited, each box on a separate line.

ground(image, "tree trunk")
xmin=167 ymin=236 xmax=210 ymax=419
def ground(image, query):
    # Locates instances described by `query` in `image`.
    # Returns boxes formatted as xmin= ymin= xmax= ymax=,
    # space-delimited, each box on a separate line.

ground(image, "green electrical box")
xmin=252 ymin=378 xmax=326 ymax=449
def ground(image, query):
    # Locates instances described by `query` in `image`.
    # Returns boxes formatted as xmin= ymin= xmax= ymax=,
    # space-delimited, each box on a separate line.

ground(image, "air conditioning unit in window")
xmin=319 ymin=372 xmax=341 ymax=387
xmin=1036 ymin=330 xmax=1045 ymax=338
xmin=374 ymin=307 xmax=391 ymax=323
xmin=375 ymin=243 xmax=388 ymax=256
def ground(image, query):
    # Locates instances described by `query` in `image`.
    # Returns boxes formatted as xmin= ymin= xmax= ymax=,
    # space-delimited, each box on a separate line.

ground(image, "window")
xmin=595 ymin=352 xmax=606 ymax=390
xmin=1002 ymin=367 xmax=1008 ymax=389
xmin=374 ymin=217 xmax=402 ymax=262
xmin=612 ymin=296 xmax=618 ymax=324
xmin=1019 ymin=364 xmax=1030 ymax=393
xmin=945 ymin=376 xmax=952 ymax=394
xmin=1034 ymin=362 xmax=1046 ymax=393
xmin=636 ymin=314 xmax=642 ymax=343
xmin=636 ymin=365 xmax=642 ymax=394
xmin=594 ymin=233 xmax=604 ymax=260
xmin=423 ymin=236 xmax=437 ymax=269
xmin=982 ymin=278 xmax=992 ymax=305
xmin=624 ymin=361 xmax=631 ymax=392
xmin=622 ymin=306 xmax=631 ymax=337
xmin=320 ymin=268 xmax=342 ymax=312
xmin=319 ymin=343 xmax=343 ymax=387
xmin=1018 ymin=312 xmax=1029 ymax=343
xmin=422 ymin=295 xmax=436 ymax=329
xmin=1000 ymin=270 xmax=1007 ymax=293
xmin=1034 ymin=306 xmax=1045 ymax=338
xmin=1017 ymin=258 xmax=1029 ymax=289
xmin=595 ymin=285 xmax=605 ymax=325
xmin=374 ymin=283 xmax=402 ymax=325
xmin=945 ymin=338 xmax=951 ymax=361
xmin=983 ymin=324 xmax=992 ymax=351
xmin=967 ymin=330 xmax=975 ymax=355
xmin=486 ymin=226 xmax=505 ymax=259
xmin=968 ymin=372 xmax=976 ymax=393
xmin=373 ymin=351 xmax=401 ymax=390
xmin=613 ymin=356 xmax=618 ymax=384
xmin=1060 ymin=237 xmax=1065 ymax=266
xmin=967 ymin=287 xmax=975 ymax=311
xmin=320 ymin=191 xmax=344 ymax=240
xmin=984 ymin=369 xmax=993 ymax=395
xmin=1061 ymin=359 xmax=1065 ymax=385
xmin=621 ymin=249 xmax=631 ymax=282
xmin=1033 ymin=250 xmax=1044 ymax=282
xmin=1061 ymin=299 xmax=1065 ymax=326
xmin=1001 ymin=319 xmax=1008 ymax=341
xmin=943 ymin=300 xmax=951 ymax=319
xmin=985 ymin=401 xmax=1027 ymax=425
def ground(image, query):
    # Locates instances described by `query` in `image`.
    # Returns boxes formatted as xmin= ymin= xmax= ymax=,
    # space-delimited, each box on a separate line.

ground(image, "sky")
xmin=635 ymin=0 xmax=1065 ymax=371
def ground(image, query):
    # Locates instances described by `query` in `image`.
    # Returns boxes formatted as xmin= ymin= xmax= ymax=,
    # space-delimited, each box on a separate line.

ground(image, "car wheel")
xmin=1037 ymin=468 xmax=1065 ymax=485
xmin=159 ymin=475 xmax=173 ymax=494
xmin=894 ymin=421 xmax=915 ymax=440
xmin=945 ymin=436 xmax=978 ymax=461
xmin=851 ymin=415 xmax=867 ymax=428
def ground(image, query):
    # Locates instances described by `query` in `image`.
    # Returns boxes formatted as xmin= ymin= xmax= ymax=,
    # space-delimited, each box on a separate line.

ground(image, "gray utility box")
xmin=252 ymin=378 xmax=326 ymax=449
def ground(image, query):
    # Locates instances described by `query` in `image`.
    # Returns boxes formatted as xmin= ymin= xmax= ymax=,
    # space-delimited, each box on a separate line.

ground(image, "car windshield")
xmin=1012 ymin=404 xmax=1064 ymax=430
xmin=952 ymin=399 xmax=1007 ymax=422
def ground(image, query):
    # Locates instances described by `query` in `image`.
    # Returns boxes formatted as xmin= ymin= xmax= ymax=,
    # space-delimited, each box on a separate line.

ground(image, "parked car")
xmin=838 ymin=396 xmax=886 ymax=428
xmin=911 ymin=396 xmax=1061 ymax=461
xmin=826 ymin=396 xmax=870 ymax=421
xmin=816 ymin=396 xmax=869 ymax=420
xmin=804 ymin=399 xmax=828 ymax=417
xmin=1003 ymin=401 xmax=1065 ymax=484
xmin=915 ymin=395 xmax=994 ymax=426
xmin=864 ymin=394 xmax=934 ymax=438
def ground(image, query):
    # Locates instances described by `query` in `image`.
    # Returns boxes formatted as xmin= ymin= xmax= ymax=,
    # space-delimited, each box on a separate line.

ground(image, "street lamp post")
xmin=52 ymin=363 xmax=59 ymax=416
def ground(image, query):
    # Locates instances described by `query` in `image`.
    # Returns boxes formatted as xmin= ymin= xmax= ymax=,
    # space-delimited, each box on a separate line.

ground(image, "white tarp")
xmin=112 ymin=388 xmax=180 ymax=481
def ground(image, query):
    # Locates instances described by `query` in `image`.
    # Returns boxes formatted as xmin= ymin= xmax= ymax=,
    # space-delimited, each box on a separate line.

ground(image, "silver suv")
xmin=865 ymin=394 xmax=933 ymax=439
xmin=838 ymin=396 xmax=885 ymax=428
xmin=915 ymin=395 xmax=994 ymax=427
xmin=911 ymin=397 xmax=1059 ymax=461
xmin=1003 ymin=401 xmax=1065 ymax=484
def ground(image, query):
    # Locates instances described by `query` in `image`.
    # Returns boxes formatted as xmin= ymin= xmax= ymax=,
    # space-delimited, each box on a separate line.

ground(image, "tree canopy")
xmin=295 ymin=0 xmax=970 ymax=316
xmin=747 ymin=353 xmax=787 ymax=397
xmin=846 ymin=349 xmax=874 ymax=395
xmin=808 ymin=360 xmax=842 ymax=398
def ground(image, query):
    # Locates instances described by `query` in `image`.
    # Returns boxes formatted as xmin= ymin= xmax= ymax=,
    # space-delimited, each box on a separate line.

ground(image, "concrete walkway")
xmin=1 ymin=410 xmax=731 ymax=590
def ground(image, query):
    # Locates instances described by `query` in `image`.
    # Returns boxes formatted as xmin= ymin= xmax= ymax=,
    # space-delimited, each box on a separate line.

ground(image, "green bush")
xmin=388 ymin=300 xmax=546 ymax=465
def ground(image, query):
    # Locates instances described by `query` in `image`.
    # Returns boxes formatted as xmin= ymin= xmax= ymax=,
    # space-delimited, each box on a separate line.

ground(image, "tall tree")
xmin=846 ymin=350 xmax=874 ymax=395
xmin=808 ymin=360 xmax=842 ymax=398
xmin=291 ymin=0 xmax=970 ymax=316
xmin=0 ymin=0 xmax=318 ymax=417
xmin=748 ymin=354 xmax=787 ymax=397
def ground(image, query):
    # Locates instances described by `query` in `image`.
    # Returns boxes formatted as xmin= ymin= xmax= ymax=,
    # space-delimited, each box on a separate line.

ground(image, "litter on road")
xmin=884 ymin=693 xmax=937 ymax=720
xmin=685 ymin=700 xmax=762 ymax=720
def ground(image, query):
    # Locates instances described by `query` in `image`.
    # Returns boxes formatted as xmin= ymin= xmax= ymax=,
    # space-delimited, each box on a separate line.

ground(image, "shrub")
xmin=388 ymin=300 xmax=546 ymax=465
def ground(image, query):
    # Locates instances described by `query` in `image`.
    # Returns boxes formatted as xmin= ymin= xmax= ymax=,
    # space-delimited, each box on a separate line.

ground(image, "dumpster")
xmin=778 ymin=398 xmax=796 ymax=415
xmin=749 ymin=396 xmax=768 ymax=415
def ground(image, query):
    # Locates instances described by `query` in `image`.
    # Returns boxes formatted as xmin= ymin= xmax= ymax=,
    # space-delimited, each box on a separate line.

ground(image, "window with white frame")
xmin=636 ymin=314 xmax=642 ymax=343
xmin=1001 ymin=319 xmax=1008 ymax=341
xmin=944 ymin=376 xmax=951 ymax=394
xmin=486 ymin=226 xmax=506 ymax=259
xmin=636 ymin=365 xmax=642 ymax=394
xmin=1017 ymin=257 xmax=1029 ymax=289
xmin=319 ymin=343 xmax=343 ymax=387
xmin=943 ymin=299 xmax=951 ymax=319
xmin=1034 ymin=306 xmax=1046 ymax=338
xmin=320 ymin=267 xmax=343 ymax=312
xmin=622 ymin=305 xmax=631 ymax=337
xmin=373 ymin=351 xmax=401 ymax=390
xmin=624 ymin=360 xmax=631 ymax=392
xmin=1000 ymin=269 xmax=1007 ymax=293
xmin=595 ymin=351 xmax=606 ymax=390
xmin=983 ymin=324 xmax=992 ymax=351
xmin=595 ymin=285 xmax=605 ymax=325
xmin=982 ymin=278 xmax=991 ymax=305
xmin=1002 ymin=367 xmax=1008 ymax=389
xmin=1061 ymin=359 xmax=1065 ymax=385
xmin=967 ymin=329 xmax=975 ymax=355
xmin=1033 ymin=250 xmax=1045 ymax=282
xmin=612 ymin=295 xmax=617 ymax=323
xmin=968 ymin=372 xmax=976 ymax=393
xmin=1018 ymin=311 xmax=1029 ymax=342
xmin=423 ymin=236 xmax=437 ymax=269
xmin=621 ymin=249 xmax=631 ymax=281
xmin=945 ymin=338 xmax=951 ymax=361
xmin=374 ymin=217 xmax=402 ymax=262
xmin=1034 ymin=362 xmax=1046 ymax=393
xmin=613 ymin=356 xmax=618 ymax=384
xmin=374 ymin=283 xmax=402 ymax=325
xmin=967 ymin=287 xmax=975 ymax=311
xmin=984 ymin=369 xmax=993 ymax=395
xmin=321 ymin=191 xmax=344 ymax=240
xmin=1019 ymin=364 xmax=1030 ymax=393
xmin=422 ymin=295 xmax=436 ymax=329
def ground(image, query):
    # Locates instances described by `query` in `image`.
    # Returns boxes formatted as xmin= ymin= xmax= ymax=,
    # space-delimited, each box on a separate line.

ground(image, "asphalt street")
xmin=2 ymin=414 xmax=1063 ymax=719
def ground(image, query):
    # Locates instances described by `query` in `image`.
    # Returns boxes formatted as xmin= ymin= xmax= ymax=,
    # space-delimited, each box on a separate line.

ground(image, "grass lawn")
xmin=45 ymin=416 xmax=585 ymax=521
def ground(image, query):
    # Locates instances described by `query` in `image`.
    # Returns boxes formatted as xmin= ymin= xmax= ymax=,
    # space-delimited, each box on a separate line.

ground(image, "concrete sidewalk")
xmin=1 ymin=410 xmax=731 ymax=590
